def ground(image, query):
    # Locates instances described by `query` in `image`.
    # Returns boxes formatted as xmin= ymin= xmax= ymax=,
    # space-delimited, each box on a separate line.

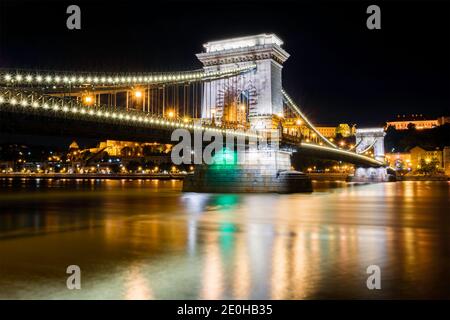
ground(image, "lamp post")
xmin=211 ymin=109 xmax=216 ymax=125
xmin=133 ymin=89 xmax=143 ymax=111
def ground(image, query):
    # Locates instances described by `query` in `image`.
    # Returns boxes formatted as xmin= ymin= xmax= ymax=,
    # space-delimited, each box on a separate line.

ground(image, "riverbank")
xmin=307 ymin=173 xmax=349 ymax=181
xmin=397 ymin=175 xmax=449 ymax=181
xmin=307 ymin=173 xmax=449 ymax=181
xmin=1 ymin=172 xmax=448 ymax=182
xmin=0 ymin=173 xmax=186 ymax=180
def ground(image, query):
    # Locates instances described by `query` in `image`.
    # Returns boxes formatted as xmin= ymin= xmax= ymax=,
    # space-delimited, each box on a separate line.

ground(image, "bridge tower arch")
xmin=355 ymin=128 xmax=386 ymax=162
xmin=196 ymin=34 xmax=290 ymax=130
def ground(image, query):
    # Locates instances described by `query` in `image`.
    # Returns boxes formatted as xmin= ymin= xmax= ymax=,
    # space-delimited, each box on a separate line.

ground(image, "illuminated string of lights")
xmin=282 ymin=91 xmax=382 ymax=165
xmin=0 ymin=90 xmax=259 ymax=138
xmin=0 ymin=64 xmax=256 ymax=86
xmin=357 ymin=138 xmax=378 ymax=155
xmin=281 ymin=89 xmax=337 ymax=149
xmin=300 ymin=142 xmax=383 ymax=166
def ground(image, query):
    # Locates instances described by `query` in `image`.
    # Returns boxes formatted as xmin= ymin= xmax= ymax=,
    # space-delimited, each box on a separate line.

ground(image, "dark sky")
xmin=0 ymin=0 xmax=449 ymax=127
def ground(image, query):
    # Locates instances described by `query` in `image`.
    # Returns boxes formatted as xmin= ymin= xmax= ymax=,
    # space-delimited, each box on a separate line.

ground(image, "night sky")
xmin=0 ymin=0 xmax=449 ymax=128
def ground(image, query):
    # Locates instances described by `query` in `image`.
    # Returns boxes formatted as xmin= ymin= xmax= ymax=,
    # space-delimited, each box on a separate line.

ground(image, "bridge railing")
xmin=0 ymin=89 xmax=263 ymax=139
xmin=281 ymin=89 xmax=338 ymax=149
xmin=0 ymin=64 xmax=257 ymax=87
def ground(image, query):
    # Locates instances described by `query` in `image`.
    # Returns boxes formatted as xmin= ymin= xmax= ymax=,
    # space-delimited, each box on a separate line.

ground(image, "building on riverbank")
xmin=314 ymin=123 xmax=356 ymax=138
xmin=386 ymin=114 xmax=450 ymax=130
xmin=386 ymin=145 xmax=447 ymax=174
xmin=444 ymin=146 xmax=450 ymax=176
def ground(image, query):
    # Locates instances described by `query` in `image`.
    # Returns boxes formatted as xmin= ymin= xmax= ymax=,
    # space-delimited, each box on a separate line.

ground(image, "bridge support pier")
xmin=182 ymin=150 xmax=312 ymax=193
xmin=348 ymin=167 xmax=395 ymax=183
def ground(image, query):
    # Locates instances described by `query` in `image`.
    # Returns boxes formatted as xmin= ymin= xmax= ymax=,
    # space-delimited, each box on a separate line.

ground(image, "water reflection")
xmin=124 ymin=264 xmax=153 ymax=300
xmin=0 ymin=179 xmax=448 ymax=299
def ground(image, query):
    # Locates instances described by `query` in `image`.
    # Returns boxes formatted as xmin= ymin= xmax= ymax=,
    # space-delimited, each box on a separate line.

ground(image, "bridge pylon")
xmin=196 ymin=34 xmax=290 ymax=131
xmin=355 ymin=128 xmax=386 ymax=163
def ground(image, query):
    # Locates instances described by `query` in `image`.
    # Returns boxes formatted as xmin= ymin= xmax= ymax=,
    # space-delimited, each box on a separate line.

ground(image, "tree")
xmin=394 ymin=159 xmax=405 ymax=171
xmin=385 ymin=125 xmax=397 ymax=135
xmin=336 ymin=124 xmax=352 ymax=137
xmin=416 ymin=157 xmax=440 ymax=175
xmin=126 ymin=160 xmax=141 ymax=172
xmin=407 ymin=122 xmax=416 ymax=131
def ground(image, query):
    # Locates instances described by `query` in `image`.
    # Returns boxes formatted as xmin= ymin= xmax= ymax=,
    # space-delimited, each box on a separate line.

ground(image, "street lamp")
xmin=211 ymin=109 xmax=216 ymax=124
xmin=134 ymin=90 xmax=142 ymax=99
xmin=83 ymin=95 xmax=94 ymax=106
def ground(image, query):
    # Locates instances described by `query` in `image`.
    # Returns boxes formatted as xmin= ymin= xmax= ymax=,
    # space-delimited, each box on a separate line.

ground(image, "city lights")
xmin=0 ymin=64 xmax=256 ymax=86
xmin=134 ymin=90 xmax=142 ymax=98
xmin=84 ymin=95 xmax=94 ymax=105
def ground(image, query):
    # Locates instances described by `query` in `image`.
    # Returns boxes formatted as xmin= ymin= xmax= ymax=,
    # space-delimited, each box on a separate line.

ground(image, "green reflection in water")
xmin=211 ymin=147 xmax=238 ymax=168
xmin=211 ymin=194 xmax=239 ymax=252
xmin=219 ymin=223 xmax=236 ymax=252
xmin=215 ymin=194 xmax=239 ymax=208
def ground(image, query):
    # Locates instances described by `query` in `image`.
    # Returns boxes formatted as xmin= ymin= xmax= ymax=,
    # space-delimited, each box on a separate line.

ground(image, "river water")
xmin=0 ymin=178 xmax=448 ymax=299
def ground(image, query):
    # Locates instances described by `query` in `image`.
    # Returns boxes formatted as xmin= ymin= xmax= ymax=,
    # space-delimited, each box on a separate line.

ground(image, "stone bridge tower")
xmin=196 ymin=34 xmax=290 ymax=130
xmin=355 ymin=128 xmax=386 ymax=162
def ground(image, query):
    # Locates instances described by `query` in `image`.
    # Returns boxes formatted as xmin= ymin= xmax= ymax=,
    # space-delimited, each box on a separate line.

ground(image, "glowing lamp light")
xmin=134 ymin=90 xmax=142 ymax=99
xmin=167 ymin=111 xmax=174 ymax=118
xmin=296 ymin=119 xmax=302 ymax=125
xmin=84 ymin=96 xmax=94 ymax=105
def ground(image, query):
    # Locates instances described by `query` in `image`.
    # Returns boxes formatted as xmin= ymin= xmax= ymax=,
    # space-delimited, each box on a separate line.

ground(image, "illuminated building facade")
xmin=90 ymin=140 xmax=172 ymax=158
xmin=444 ymin=147 xmax=450 ymax=176
xmin=385 ymin=152 xmax=412 ymax=171
xmin=315 ymin=124 xmax=356 ymax=138
xmin=315 ymin=126 xmax=337 ymax=138
xmin=385 ymin=114 xmax=449 ymax=130
xmin=410 ymin=146 xmax=443 ymax=170
xmin=386 ymin=146 xmax=445 ymax=172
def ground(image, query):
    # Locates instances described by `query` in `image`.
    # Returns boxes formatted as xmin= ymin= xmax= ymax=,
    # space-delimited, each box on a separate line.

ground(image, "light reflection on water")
xmin=0 ymin=179 xmax=448 ymax=299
